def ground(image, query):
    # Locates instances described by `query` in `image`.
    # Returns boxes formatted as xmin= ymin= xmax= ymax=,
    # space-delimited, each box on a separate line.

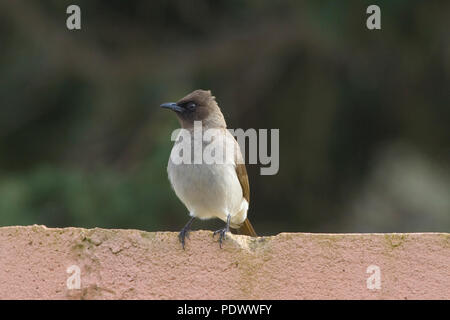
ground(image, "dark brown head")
xmin=161 ymin=90 xmax=226 ymax=129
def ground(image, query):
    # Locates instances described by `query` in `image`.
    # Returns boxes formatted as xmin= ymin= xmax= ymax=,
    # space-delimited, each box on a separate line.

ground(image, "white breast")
xmin=167 ymin=128 xmax=248 ymax=228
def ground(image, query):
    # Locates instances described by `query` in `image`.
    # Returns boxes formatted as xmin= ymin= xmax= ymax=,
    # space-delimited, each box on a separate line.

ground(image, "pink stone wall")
xmin=0 ymin=225 xmax=448 ymax=299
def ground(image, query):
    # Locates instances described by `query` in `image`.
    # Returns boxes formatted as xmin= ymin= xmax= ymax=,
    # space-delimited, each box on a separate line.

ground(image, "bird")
xmin=161 ymin=89 xmax=257 ymax=249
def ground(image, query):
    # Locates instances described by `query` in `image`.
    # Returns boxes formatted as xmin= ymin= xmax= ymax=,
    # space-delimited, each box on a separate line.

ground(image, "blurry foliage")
xmin=0 ymin=0 xmax=448 ymax=233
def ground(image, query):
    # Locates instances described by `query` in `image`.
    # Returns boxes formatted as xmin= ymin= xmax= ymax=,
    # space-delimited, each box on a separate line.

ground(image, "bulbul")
xmin=161 ymin=89 xmax=257 ymax=249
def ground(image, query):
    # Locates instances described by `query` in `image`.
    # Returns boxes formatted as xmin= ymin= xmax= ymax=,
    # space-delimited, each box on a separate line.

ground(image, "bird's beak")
xmin=160 ymin=102 xmax=184 ymax=113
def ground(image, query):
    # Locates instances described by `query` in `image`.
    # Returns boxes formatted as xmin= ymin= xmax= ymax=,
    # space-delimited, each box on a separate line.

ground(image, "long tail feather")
xmin=237 ymin=218 xmax=257 ymax=237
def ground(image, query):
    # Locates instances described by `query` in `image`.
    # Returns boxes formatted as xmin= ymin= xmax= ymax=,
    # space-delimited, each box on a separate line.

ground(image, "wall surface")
xmin=0 ymin=225 xmax=448 ymax=299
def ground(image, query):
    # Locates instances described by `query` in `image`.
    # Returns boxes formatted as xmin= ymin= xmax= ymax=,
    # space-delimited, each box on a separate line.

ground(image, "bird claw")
xmin=178 ymin=217 xmax=195 ymax=250
xmin=178 ymin=228 xmax=190 ymax=250
xmin=213 ymin=228 xmax=229 ymax=248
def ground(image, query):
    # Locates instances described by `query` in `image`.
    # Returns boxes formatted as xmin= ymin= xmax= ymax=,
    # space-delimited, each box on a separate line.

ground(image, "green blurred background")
xmin=0 ymin=0 xmax=448 ymax=234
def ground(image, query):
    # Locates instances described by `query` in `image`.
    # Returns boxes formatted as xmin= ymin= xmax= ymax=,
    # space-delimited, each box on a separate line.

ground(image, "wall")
xmin=0 ymin=225 xmax=448 ymax=299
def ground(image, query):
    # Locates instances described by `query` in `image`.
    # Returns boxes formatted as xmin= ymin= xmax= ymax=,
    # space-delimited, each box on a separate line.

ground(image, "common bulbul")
xmin=161 ymin=89 xmax=257 ymax=249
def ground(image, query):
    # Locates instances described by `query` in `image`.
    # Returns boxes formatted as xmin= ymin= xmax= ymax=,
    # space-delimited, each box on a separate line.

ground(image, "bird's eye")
xmin=185 ymin=102 xmax=197 ymax=110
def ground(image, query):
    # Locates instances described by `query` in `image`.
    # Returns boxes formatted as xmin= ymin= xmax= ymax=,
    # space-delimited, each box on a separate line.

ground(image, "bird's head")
xmin=161 ymin=90 xmax=226 ymax=129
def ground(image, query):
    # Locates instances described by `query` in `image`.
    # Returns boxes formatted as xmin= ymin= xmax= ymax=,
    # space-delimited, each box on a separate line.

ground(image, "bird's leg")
xmin=213 ymin=214 xmax=231 ymax=248
xmin=179 ymin=217 xmax=195 ymax=250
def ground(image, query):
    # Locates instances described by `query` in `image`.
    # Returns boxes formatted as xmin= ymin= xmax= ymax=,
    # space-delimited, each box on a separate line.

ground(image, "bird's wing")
xmin=224 ymin=130 xmax=256 ymax=236
xmin=235 ymin=162 xmax=250 ymax=204
xmin=227 ymin=130 xmax=250 ymax=204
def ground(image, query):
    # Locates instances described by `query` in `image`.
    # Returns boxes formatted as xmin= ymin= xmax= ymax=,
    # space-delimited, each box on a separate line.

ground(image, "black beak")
xmin=160 ymin=102 xmax=184 ymax=113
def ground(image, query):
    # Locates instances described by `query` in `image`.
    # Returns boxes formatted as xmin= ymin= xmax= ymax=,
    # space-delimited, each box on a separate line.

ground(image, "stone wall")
xmin=0 ymin=226 xmax=448 ymax=299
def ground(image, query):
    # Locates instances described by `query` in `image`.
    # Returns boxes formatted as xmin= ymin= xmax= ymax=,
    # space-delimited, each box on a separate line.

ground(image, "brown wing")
xmin=235 ymin=163 xmax=250 ymax=204
xmin=233 ymin=136 xmax=257 ymax=237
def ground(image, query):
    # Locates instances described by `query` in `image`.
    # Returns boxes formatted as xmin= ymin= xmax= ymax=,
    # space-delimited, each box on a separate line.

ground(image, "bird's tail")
xmin=237 ymin=218 xmax=257 ymax=237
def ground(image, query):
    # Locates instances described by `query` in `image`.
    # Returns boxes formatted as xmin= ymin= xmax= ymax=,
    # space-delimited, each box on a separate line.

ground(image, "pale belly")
xmin=167 ymin=160 xmax=247 ymax=228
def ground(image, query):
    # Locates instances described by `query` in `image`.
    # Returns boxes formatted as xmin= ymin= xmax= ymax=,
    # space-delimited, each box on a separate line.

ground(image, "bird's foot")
xmin=178 ymin=217 xmax=195 ymax=250
xmin=213 ymin=227 xmax=229 ymax=248
xmin=178 ymin=227 xmax=190 ymax=250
